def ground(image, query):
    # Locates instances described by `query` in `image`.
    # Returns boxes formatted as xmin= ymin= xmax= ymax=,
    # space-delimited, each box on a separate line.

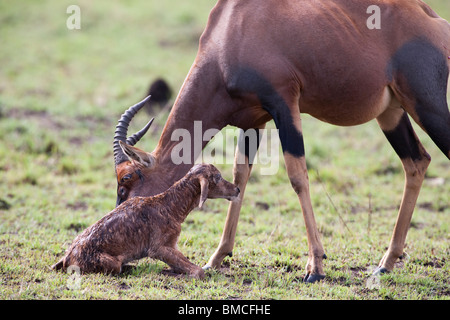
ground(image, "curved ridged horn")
xmin=126 ymin=118 xmax=154 ymax=146
xmin=113 ymin=95 xmax=153 ymax=167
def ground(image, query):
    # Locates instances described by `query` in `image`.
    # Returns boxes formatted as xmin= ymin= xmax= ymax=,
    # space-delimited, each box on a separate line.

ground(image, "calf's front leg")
xmin=156 ymin=246 xmax=205 ymax=279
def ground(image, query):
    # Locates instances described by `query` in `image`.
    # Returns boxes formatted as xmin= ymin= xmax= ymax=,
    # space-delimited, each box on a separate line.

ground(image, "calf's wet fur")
xmin=51 ymin=164 xmax=240 ymax=278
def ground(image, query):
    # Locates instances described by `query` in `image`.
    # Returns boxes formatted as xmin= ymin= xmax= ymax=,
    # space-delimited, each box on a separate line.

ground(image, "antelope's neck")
xmin=152 ymin=59 xmax=233 ymax=182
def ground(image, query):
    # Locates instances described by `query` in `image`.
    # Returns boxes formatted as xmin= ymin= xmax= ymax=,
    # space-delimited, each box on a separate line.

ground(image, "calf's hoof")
xmin=192 ymin=268 xmax=206 ymax=279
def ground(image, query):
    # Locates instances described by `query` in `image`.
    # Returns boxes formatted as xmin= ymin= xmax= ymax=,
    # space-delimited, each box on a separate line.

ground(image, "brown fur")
xmin=52 ymin=164 xmax=239 ymax=278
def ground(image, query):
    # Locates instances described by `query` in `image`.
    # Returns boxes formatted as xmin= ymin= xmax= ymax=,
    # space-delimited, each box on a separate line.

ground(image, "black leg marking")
xmin=237 ymin=128 xmax=262 ymax=167
xmin=382 ymin=112 xmax=422 ymax=160
xmin=228 ymin=67 xmax=305 ymax=157
xmin=390 ymin=39 xmax=450 ymax=159
xmin=391 ymin=39 xmax=448 ymax=110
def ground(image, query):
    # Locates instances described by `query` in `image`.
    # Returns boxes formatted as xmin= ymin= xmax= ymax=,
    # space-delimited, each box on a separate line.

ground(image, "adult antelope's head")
xmin=113 ymin=96 xmax=175 ymax=206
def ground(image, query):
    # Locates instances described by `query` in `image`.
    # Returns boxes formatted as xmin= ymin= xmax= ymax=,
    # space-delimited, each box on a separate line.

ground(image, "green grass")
xmin=0 ymin=0 xmax=449 ymax=300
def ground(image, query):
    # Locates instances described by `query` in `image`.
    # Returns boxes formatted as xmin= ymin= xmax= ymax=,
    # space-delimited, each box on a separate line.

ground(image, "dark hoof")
xmin=303 ymin=273 xmax=326 ymax=283
xmin=227 ymin=252 xmax=233 ymax=258
xmin=372 ymin=267 xmax=389 ymax=276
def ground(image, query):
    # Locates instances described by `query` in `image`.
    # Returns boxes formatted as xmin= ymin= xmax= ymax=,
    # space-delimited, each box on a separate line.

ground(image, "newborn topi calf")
xmin=51 ymin=164 xmax=240 ymax=278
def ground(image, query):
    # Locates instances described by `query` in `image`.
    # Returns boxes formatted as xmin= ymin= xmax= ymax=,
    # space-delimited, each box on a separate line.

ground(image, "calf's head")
xmin=189 ymin=164 xmax=240 ymax=209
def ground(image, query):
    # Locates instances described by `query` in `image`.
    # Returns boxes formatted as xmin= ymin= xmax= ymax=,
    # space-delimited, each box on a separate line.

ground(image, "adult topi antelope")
xmin=112 ymin=0 xmax=450 ymax=282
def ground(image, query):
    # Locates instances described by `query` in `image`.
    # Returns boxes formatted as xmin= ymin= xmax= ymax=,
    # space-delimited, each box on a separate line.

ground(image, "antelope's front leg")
xmin=273 ymin=96 xmax=326 ymax=282
xmin=204 ymin=128 xmax=263 ymax=270
xmin=283 ymin=153 xmax=326 ymax=283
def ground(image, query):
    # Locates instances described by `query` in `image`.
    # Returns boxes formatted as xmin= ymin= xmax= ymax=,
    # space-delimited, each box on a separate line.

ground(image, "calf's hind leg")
xmin=98 ymin=253 xmax=123 ymax=274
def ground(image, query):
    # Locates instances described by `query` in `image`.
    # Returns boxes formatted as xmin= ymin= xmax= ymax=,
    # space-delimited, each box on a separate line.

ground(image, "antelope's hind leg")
xmin=375 ymin=108 xmax=431 ymax=274
xmin=375 ymin=40 xmax=450 ymax=274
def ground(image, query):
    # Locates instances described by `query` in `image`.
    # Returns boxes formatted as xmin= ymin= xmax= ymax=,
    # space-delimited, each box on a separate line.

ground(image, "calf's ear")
xmin=198 ymin=177 xmax=209 ymax=209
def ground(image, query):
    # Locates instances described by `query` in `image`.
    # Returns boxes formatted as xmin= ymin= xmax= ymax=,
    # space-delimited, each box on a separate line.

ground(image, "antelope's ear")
xmin=198 ymin=177 xmax=209 ymax=209
xmin=119 ymin=141 xmax=155 ymax=167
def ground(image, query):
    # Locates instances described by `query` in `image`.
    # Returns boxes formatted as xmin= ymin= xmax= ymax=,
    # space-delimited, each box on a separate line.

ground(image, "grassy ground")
xmin=0 ymin=0 xmax=449 ymax=300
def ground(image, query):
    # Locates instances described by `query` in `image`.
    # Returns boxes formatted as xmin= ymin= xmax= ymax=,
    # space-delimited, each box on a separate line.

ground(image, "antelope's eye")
xmin=122 ymin=173 xmax=132 ymax=182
